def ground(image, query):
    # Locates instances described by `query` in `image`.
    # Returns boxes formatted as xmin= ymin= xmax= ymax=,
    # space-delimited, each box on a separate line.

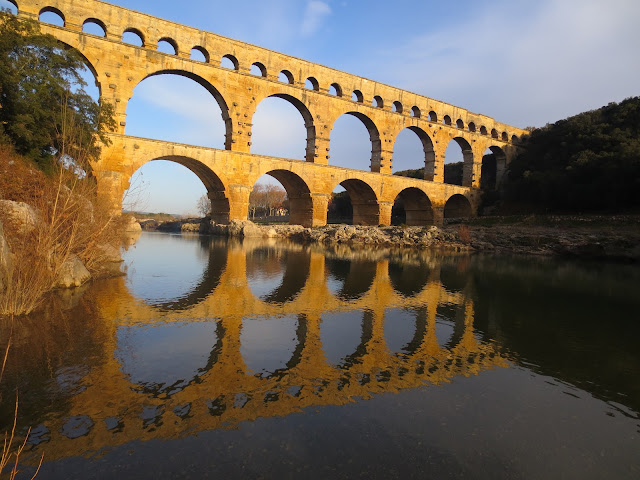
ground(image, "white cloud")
xmin=301 ymin=1 xmax=332 ymax=37
xmin=372 ymin=0 xmax=640 ymax=127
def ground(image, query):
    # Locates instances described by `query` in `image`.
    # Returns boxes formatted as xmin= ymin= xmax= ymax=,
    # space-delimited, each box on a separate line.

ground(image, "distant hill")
xmin=504 ymin=97 xmax=640 ymax=213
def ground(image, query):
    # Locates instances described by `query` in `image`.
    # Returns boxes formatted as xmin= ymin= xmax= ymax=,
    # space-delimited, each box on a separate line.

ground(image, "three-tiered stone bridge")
xmin=9 ymin=0 xmax=528 ymax=226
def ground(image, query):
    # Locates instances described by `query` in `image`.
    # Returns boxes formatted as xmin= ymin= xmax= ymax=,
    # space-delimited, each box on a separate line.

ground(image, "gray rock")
xmin=54 ymin=254 xmax=91 ymax=289
xmin=0 ymin=200 xmax=41 ymax=233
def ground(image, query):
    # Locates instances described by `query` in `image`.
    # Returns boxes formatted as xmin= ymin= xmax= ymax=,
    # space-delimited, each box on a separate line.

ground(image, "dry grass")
xmin=0 ymin=147 xmax=126 ymax=316
xmin=457 ymin=224 xmax=472 ymax=245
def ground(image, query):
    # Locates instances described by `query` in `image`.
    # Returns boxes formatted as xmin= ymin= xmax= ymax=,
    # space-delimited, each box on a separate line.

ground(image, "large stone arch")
xmin=446 ymin=136 xmax=474 ymax=187
xmin=254 ymin=169 xmax=313 ymax=227
xmin=250 ymin=93 xmax=316 ymax=163
xmin=392 ymin=187 xmax=434 ymax=226
xmin=393 ymin=126 xmax=436 ymax=180
xmin=443 ymin=193 xmax=472 ymax=219
xmin=333 ymin=178 xmax=380 ymax=226
xmin=124 ymin=155 xmax=231 ymax=224
xmin=131 ymin=69 xmax=233 ymax=150
xmin=330 ymin=111 xmax=382 ymax=172
xmin=483 ymin=145 xmax=507 ymax=188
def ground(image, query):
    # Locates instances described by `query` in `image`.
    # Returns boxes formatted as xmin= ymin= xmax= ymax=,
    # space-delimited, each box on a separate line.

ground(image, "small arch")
xmin=329 ymin=83 xmax=342 ymax=97
xmin=443 ymin=115 xmax=452 ymax=126
xmin=190 ymin=46 xmax=209 ymax=63
xmin=122 ymin=28 xmax=144 ymax=47
xmin=279 ymin=70 xmax=294 ymax=84
xmin=351 ymin=90 xmax=364 ymax=103
xmin=333 ymin=179 xmax=380 ymax=226
xmin=82 ymin=18 xmax=106 ymax=37
xmin=410 ymin=106 xmax=421 ymax=118
xmin=456 ymin=119 xmax=464 ymax=129
xmin=501 ymin=131 xmax=508 ymax=142
xmin=157 ymin=37 xmax=178 ymax=56
xmin=221 ymin=54 xmax=239 ymax=71
xmin=428 ymin=111 xmax=437 ymax=122
xmin=511 ymin=134 xmax=519 ymax=144
xmin=305 ymin=77 xmax=319 ymax=91
xmin=392 ymin=101 xmax=403 ymax=114
xmin=392 ymin=188 xmax=433 ymax=226
xmin=250 ymin=62 xmax=267 ymax=77
xmin=479 ymin=125 xmax=488 ymax=135
xmin=468 ymin=122 xmax=476 ymax=133
xmin=39 ymin=6 xmax=65 ymax=26
xmin=444 ymin=194 xmax=472 ymax=219
xmin=491 ymin=128 xmax=499 ymax=139
xmin=372 ymin=95 xmax=384 ymax=109
xmin=2 ymin=1 xmax=18 ymax=14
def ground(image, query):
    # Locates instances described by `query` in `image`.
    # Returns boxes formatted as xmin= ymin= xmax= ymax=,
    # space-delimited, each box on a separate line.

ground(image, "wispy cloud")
xmin=301 ymin=1 xmax=332 ymax=37
xmin=372 ymin=0 xmax=640 ymax=127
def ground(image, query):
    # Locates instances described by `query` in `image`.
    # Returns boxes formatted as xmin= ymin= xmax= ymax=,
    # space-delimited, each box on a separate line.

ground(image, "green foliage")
xmin=504 ymin=97 xmax=640 ymax=212
xmin=394 ymin=163 xmax=465 ymax=186
xmin=0 ymin=10 xmax=115 ymax=172
xmin=393 ymin=168 xmax=424 ymax=179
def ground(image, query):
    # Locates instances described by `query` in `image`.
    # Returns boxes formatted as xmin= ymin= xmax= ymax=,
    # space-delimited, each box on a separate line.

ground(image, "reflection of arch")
xmin=388 ymin=263 xmax=431 ymax=297
xmin=263 ymin=169 xmax=312 ymax=226
xmin=39 ymin=6 xmax=65 ymax=25
xmin=340 ymin=310 xmax=375 ymax=368
xmin=337 ymin=178 xmax=379 ymax=225
xmin=150 ymin=237 xmax=229 ymax=311
xmin=392 ymin=187 xmax=433 ymax=226
xmin=82 ymin=18 xmax=107 ymax=37
xmin=257 ymin=94 xmax=316 ymax=163
xmin=246 ymin=248 xmax=311 ymax=304
xmin=444 ymin=194 xmax=472 ymax=219
xmin=325 ymin=257 xmax=377 ymax=300
xmin=141 ymin=70 xmax=232 ymax=149
xmin=333 ymin=112 xmax=382 ymax=172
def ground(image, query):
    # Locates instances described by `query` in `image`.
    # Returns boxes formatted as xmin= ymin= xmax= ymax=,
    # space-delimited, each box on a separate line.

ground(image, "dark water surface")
xmin=1 ymin=232 xmax=639 ymax=479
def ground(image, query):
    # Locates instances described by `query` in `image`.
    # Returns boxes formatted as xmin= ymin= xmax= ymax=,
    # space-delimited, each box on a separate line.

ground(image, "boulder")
xmin=227 ymin=220 xmax=263 ymax=238
xmin=54 ymin=254 xmax=91 ymax=289
xmin=123 ymin=215 xmax=142 ymax=234
xmin=0 ymin=200 xmax=41 ymax=233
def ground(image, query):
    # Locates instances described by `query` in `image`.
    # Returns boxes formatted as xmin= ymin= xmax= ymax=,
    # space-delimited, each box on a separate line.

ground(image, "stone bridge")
xmin=9 ymin=0 xmax=528 ymax=225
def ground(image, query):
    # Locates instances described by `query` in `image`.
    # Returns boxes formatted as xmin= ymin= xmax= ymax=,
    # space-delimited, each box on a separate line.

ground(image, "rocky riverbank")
xmin=140 ymin=215 xmax=640 ymax=262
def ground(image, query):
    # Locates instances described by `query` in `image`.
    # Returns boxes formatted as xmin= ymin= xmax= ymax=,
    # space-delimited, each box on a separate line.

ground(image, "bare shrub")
xmin=458 ymin=224 xmax=471 ymax=244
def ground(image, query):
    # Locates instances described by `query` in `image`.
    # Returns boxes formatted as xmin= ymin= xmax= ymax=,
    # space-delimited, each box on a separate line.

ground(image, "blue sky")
xmin=7 ymin=0 xmax=640 ymax=214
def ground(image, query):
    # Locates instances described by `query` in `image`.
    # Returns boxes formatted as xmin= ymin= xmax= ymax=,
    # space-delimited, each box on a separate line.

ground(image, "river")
xmin=1 ymin=232 xmax=639 ymax=479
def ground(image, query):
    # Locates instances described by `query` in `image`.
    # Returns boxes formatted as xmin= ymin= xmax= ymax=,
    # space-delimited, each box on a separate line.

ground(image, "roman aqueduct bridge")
xmin=9 ymin=0 xmax=529 ymax=226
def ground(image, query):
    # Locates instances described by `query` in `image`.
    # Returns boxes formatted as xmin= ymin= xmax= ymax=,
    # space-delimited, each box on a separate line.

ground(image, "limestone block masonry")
xmin=11 ymin=0 xmax=529 ymax=226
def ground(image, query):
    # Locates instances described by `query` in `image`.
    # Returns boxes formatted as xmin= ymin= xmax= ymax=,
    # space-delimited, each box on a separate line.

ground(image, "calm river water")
xmin=1 ymin=232 xmax=639 ymax=479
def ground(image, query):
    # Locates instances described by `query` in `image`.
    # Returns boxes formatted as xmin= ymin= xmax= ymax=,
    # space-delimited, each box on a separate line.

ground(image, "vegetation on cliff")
xmin=0 ymin=11 xmax=120 ymax=316
xmin=504 ymin=97 xmax=640 ymax=212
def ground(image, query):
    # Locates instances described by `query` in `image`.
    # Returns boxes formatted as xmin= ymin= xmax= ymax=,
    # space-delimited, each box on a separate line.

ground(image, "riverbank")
xmin=139 ymin=214 xmax=640 ymax=263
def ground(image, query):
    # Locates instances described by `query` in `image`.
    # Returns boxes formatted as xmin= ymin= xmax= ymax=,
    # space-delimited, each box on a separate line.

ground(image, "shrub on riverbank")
xmin=0 ymin=147 xmax=125 ymax=316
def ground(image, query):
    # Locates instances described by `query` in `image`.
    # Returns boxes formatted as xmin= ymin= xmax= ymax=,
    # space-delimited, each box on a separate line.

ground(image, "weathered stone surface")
xmin=54 ymin=254 xmax=91 ymax=289
xmin=0 ymin=200 xmax=41 ymax=233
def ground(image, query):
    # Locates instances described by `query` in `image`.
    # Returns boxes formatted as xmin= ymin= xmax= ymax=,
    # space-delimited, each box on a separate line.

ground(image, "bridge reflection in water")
xmin=7 ymin=234 xmax=509 ymax=463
